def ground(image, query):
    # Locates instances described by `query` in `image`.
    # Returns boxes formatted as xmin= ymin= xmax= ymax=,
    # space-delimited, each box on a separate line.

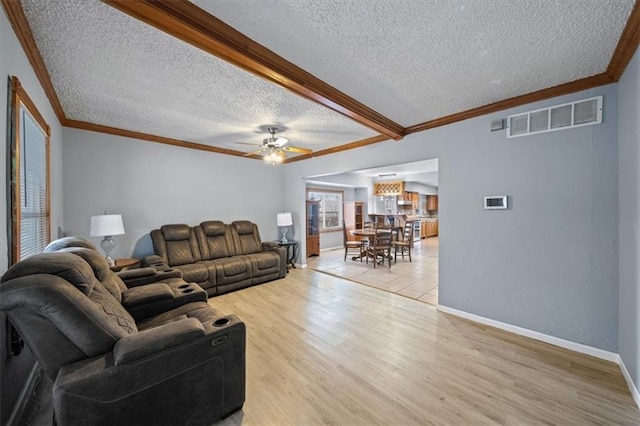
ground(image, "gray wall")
xmin=618 ymin=48 xmax=639 ymax=393
xmin=285 ymin=84 xmax=619 ymax=352
xmin=1 ymin=8 xmax=65 ymax=423
xmin=62 ymin=128 xmax=285 ymax=258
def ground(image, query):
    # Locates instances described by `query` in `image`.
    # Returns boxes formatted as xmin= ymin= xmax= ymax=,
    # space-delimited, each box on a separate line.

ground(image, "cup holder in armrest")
xmin=164 ymin=269 xmax=174 ymax=273
xmin=181 ymin=288 xmax=194 ymax=294
xmin=178 ymin=284 xmax=190 ymax=289
xmin=213 ymin=318 xmax=230 ymax=327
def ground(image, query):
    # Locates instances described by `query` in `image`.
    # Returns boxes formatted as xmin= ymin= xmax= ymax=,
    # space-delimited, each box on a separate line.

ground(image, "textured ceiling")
xmin=15 ymin=0 xmax=636 ymax=160
xmin=20 ymin=0 xmax=377 ymax=153
xmin=192 ymin=0 xmax=634 ymax=126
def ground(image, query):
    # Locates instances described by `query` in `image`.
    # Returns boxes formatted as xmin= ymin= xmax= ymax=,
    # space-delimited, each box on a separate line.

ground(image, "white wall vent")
xmin=507 ymin=96 xmax=602 ymax=138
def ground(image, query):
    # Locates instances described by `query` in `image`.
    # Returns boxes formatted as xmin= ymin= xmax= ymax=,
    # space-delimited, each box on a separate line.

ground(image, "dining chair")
xmin=342 ymin=221 xmax=364 ymax=261
xmin=392 ymin=220 xmax=414 ymax=262
xmin=366 ymin=223 xmax=392 ymax=268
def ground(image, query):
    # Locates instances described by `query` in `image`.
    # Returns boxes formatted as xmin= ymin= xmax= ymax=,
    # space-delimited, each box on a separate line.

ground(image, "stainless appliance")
xmin=413 ymin=220 xmax=421 ymax=242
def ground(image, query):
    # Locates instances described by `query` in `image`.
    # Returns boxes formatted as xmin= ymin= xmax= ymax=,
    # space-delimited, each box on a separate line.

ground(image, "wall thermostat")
xmin=484 ymin=195 xmax=508 ymax=209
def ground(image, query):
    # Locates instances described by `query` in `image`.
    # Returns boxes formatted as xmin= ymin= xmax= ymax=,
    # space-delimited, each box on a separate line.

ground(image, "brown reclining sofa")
xmin=145 ymin=220 xmax=287 ymax=297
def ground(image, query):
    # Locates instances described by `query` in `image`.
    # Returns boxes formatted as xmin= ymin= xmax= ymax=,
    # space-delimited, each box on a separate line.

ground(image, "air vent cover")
xmin=507 ymin=96 xmax=602 ymax=138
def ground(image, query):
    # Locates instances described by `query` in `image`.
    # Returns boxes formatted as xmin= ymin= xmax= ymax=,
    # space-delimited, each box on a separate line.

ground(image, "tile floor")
xmin=306 ymin=237 xmax=439 ymax=305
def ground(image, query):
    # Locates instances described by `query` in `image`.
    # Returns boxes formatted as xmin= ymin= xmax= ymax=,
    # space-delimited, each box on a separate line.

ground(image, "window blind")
xmin=18 ymin=105 xmax=49 ymax=260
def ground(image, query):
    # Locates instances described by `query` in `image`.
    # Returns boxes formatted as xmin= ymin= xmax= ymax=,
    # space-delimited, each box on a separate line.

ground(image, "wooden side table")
xmin=110 ymin=258 xmax=140 ymax=272
xmin=275 ymin=240 xmax=298 ymax=271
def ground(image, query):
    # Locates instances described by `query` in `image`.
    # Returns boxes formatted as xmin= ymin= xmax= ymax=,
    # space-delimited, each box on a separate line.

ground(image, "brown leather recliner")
xmin=0 ymin=249 xmax=246 ymax=425
xmin=147 ymin=220 xmax=286 ymax=296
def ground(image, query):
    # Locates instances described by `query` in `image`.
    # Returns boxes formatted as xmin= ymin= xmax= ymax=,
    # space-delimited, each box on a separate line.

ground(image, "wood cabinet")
xmin=420 ymin=220 xmax=439 ymax=238
xmin=343 ymin=201 xmax=364 ymax=242
xmin=306 ymin=200 xmax=320 ymax=257
xmin=427 ymin=195 xmax=439 ymax=211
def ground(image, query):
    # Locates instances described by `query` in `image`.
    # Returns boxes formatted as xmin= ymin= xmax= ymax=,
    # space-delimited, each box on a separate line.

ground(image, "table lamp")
xmin=277 ymin=212 xmax=293 ymax=243
xmin=90 ymin=212 xmax=125 ymax=267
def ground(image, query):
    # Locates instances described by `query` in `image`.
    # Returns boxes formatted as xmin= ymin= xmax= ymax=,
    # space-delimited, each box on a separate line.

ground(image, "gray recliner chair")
xmin=0 ymin=249 xmax=246 ymax=425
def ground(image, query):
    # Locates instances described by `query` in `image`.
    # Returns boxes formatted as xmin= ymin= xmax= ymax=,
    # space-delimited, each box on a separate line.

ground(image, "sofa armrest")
xmin=142 ymin=254 xmax=168 ymax=269
xmin=117 ymin=267 xmax=157 ymax=281
xmin=121 ymin=284 xmax=174 ymax=308
xmin=119 ymin=267 xmax=183 ymax=288
xmin=262 ymin=244 xmax=287 ymax=278
xmin=113 ymin=318 xmax=205 ymax=365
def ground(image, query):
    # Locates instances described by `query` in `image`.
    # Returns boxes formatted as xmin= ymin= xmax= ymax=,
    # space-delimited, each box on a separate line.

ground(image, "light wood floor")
xmin=213 ymin=269 xmax=639 ymax=425
xmin=307 ymin=237 xmax=439 ymax=305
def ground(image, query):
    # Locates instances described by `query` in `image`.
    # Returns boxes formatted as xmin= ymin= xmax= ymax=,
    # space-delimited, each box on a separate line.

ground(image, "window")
xmin=8 ymin=76 xmax=51 ymax=264
xmin=307 ymin=189 xmax=343 ymax=231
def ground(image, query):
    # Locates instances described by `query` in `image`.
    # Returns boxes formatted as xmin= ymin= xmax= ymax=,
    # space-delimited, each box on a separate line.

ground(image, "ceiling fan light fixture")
xmin=263 ymin=148 xmax=286 ymax=165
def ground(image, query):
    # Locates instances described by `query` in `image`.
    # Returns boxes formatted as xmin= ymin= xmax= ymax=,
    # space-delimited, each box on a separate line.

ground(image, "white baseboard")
xmin=437 ymin=305 xmax=619 ymax=362
xmin=437 ymin=305 xmax=640 ymax=410
xmin=618 ymin=356 xmax=640 ymax=409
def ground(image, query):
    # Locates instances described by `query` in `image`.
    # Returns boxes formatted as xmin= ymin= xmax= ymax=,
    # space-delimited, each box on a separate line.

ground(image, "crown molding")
xmin=64 ymin=119 xmax=252 ymax=158
xmin=284 ymin=135 xmax=389 ymax=163
xmin=405 ymin=73 xmax=613 ymax=135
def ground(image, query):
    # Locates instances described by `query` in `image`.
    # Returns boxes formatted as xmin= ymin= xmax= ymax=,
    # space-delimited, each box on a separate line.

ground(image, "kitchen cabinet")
xmin=420 ymin=220 xmax=439 ymax=238
xmin=306 ymin=200 xmax=320 ymax=257
xmin=427 ymin=195 xmax=439 ymax=211
xmin=343 ymin=201 xmax=364 ymax=242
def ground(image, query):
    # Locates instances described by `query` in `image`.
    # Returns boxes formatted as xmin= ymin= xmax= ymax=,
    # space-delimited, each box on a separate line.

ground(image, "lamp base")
xmin=280 ymin=228 xmax=288 ymax=244
xmin=100 ymin=235 xmax=116 ymax=267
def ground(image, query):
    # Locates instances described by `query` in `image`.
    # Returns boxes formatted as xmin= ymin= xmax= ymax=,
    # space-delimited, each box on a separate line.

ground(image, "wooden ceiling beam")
xmin=102 ymin=0 xmax=405 ymax=141
xmin=606 ymin=0 xmax=640 ymax=81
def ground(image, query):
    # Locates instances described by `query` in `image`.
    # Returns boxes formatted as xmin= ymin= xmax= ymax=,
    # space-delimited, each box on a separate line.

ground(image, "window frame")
xmin=306 ymin=188 xmax=344 ymax=233
xmin=8 ymin=76 xmax=51 ymax=265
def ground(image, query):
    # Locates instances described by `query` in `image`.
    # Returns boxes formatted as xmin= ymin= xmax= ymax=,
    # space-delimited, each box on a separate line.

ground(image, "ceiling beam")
xmin=102 ymin=0 xmax=405 ymax=141
xmin=606 ymin=0 xmax=640 ymax=81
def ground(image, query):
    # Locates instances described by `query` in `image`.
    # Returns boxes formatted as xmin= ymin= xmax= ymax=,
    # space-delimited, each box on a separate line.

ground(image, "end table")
xmin=110 ymin=258 xmax=140 ymax=272
xmin=275 ymin=240 xmax=298 ymax=271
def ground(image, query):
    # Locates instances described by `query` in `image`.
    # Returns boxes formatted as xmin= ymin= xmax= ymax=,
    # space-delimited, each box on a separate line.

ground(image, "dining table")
xmin=349 ymin=228 xmax=393 ymax=262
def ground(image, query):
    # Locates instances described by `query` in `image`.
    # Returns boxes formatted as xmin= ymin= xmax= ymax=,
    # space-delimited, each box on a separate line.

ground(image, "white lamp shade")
xmin=90 ymin=214 xmax=125 ymax=237
xmin=277 ymin=212 xmax=293 ymax=227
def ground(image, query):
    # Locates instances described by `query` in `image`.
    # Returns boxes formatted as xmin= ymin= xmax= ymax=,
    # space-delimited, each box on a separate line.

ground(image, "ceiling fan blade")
xmin=282 ymin=146 xmax=312 ymax=154
xmin=243 ymin=148 xmax=265 ymax=157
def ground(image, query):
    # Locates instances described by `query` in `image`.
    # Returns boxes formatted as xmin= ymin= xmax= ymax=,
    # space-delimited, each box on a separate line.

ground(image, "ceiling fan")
xmin=236 ymin=127 xmax=312 ymax=164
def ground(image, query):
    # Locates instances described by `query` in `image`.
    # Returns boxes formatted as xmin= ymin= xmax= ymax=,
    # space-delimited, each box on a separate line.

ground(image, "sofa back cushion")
xmin=196 ymin=221 xmax=235 ymax=260
xmin=232 ymin=221 xmax=262 ymax=255
xmin=153 ymin=225 xmax=201 ymax=266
